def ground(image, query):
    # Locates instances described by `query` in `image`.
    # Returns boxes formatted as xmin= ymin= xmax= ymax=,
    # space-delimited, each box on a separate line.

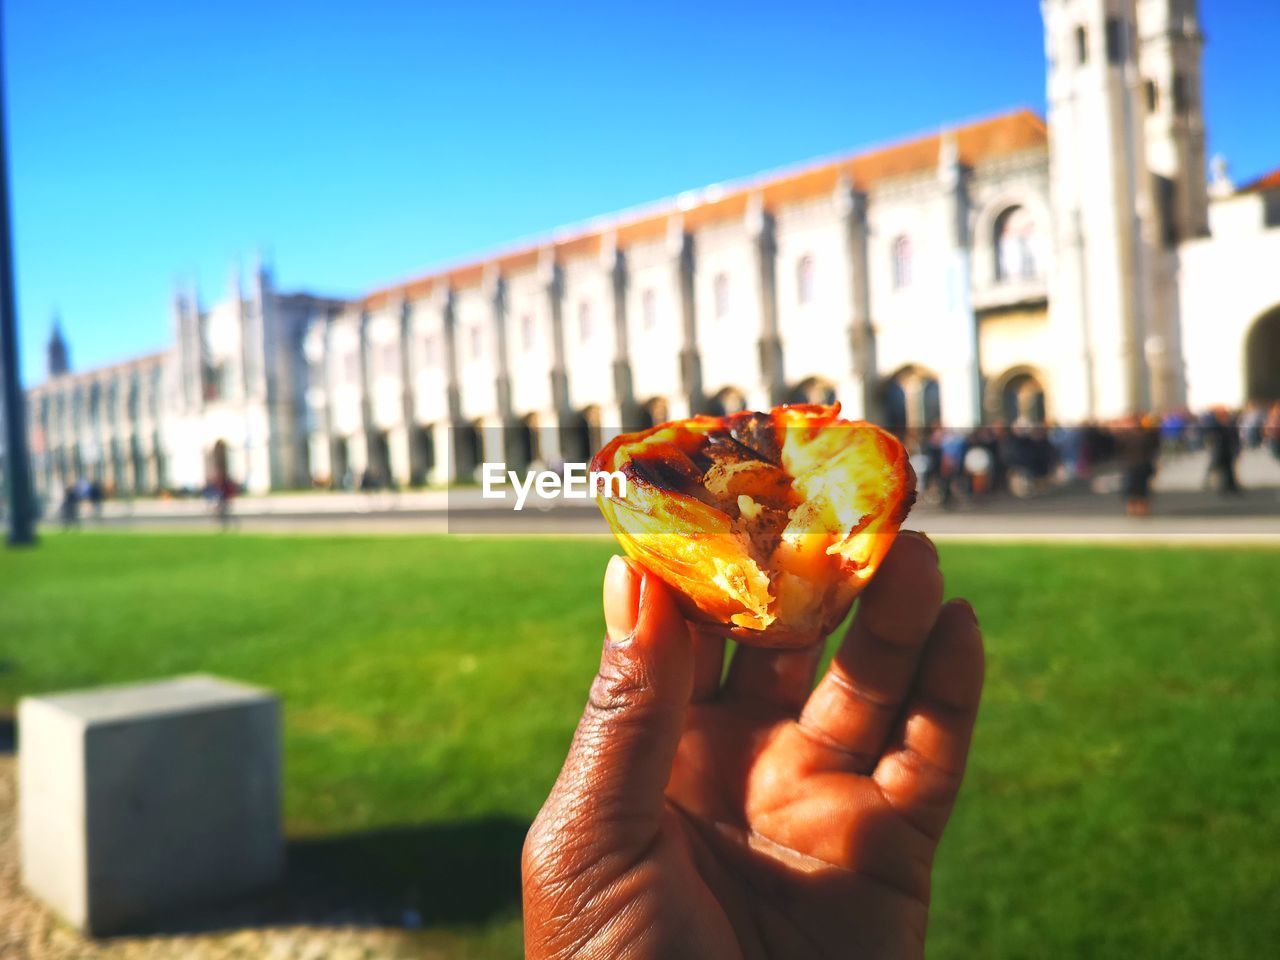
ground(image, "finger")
xmin=797 ymin=531 xmax=943 ymax=771
xmin=873 ymin=599 xmax=984 ymax=840
xmin=689 ymin=626 xmax=726 ymax=702
xmin=723 ymin=639 xmax=827 ymax=714
xmin=544 ymin=556 xmax=694 ymax=839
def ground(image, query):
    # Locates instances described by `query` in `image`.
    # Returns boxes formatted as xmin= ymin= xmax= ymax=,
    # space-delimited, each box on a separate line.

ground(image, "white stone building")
xmin=22 ymin=0 xmax=1280 ymax=495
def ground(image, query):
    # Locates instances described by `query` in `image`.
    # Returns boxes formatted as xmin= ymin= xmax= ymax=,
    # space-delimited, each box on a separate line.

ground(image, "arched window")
xmin=796 ymin=255 xmax=815 ymax=305
xmin=713 ymin=272 xmax=730 ymax=321
xmin=578 ymin=301 xmax=592 ymax=341
xmin=995 ymin=206 xmax=1041 ymax=282
xmin=891 ymin=236 xmax=912 ymax=290
xmin=469 ymin=324 xmax=483 ymax=360
xmin=520 ymin=314 xmax=535 ymax=352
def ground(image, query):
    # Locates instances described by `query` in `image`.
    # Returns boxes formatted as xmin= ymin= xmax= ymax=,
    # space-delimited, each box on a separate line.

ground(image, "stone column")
xmin=438 ymin=286 xmax=463 ymax=483
xmin=356 ymin=309 xmax=378 ymax=481
xmin=318 ymin=312 xmax=338 ymax=486
xmin=669 ymin=217 xmax=702 ymax=417
xmin=836 ymin=177 xmax=879 ymax=421
xmin=541 ymin=250 xmax=571 ymax=461
xmin=936 ymin=136 xmax=982 ymax=428
xmin=485 ymin=265 xmax=516 ymax=466
xmin=397 ymin=297 xmax=422 ymax=485
xmin=602 ymin=231 xmax=635 ymax=432
xmin=748 ymin=194 xmax=784 ymax=409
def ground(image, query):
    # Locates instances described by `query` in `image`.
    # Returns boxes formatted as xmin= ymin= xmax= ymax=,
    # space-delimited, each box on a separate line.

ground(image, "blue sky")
xmin=7 ymin=0 xmax=1278 ymax=385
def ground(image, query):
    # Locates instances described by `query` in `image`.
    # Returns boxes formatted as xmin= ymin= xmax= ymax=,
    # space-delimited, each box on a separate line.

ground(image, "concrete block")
xmin=18 ymin=674 xmax=283 ymax=935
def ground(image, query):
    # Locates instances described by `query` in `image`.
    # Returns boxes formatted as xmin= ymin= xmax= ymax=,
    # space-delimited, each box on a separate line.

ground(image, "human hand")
xmin=523 ymin=532 xmax=983 ymax=959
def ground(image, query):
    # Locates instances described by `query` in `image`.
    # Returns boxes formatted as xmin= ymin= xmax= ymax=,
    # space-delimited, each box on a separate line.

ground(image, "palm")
xmin=655 ymin=700 xmax=939 ymax=959
xmin=525 ymin=535 xmax=983 ymax=960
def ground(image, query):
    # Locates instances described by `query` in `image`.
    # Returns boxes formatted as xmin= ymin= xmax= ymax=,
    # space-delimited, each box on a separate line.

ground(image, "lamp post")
xmin=0 ymin=1 xmax=37 ymax=546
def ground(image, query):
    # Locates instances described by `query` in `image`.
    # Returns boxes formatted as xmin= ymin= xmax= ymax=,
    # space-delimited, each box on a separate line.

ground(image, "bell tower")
xmin=1042 ymin=0 xmax=1160 ymax=418
xmin=1136 ymin=0 xmax=1209 ymax=242
xmin=47 ymin=313 xmax=70 ymax=378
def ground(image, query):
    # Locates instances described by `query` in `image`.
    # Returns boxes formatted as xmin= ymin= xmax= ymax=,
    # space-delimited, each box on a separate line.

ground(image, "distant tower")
xmin=47 ymin=314 xmax=70 ymax=378
xmin=1136 ymin=0 xmax=1209 ymax=241
xmin=1042 ymin=0 xmax=1161 ymax=418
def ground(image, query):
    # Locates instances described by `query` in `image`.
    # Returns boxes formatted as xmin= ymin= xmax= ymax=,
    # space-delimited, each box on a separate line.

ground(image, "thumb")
xmin=550 ymin=556 xmax=695 ymax=840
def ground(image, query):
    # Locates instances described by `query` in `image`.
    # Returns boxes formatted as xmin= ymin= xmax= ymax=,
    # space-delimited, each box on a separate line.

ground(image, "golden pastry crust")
xmin=591 ymin=403 xmax=916 ymax=648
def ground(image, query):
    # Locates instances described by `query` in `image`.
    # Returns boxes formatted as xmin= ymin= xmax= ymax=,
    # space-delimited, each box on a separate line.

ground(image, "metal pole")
xmin=0 ymin=0 xmax=37 ymax=545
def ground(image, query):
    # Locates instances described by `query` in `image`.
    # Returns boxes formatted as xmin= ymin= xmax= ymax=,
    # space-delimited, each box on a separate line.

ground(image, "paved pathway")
xmin=43 ymin=448 xmax=1280 ymax=542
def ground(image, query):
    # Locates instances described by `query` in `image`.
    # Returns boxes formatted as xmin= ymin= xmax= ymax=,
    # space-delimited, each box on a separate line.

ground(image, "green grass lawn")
xmin=1 ymin=534 xmax=1277 ymax=959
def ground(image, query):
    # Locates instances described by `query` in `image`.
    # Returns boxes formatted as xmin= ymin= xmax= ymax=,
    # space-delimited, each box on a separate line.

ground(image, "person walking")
xmin=1116 ymin=414 xmax=1159 ymax=517
xmin=1205 ymin=406 xmax=1243 ymax=494
xmin=1265 ymin=401 xmax=1280 ymax=462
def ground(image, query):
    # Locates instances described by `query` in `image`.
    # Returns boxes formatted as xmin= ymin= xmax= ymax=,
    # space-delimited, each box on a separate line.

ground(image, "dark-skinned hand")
xmin=523 ymin=531 xmax=984 ymax=960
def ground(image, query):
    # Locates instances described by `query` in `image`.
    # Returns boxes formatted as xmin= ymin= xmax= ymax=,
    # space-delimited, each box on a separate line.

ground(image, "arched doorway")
xmin=368 ymin=430 xmax=392 ymax=488
xmin=633 ymin=397 xmax=670 ymax=431
xmin=563 ymin=406 xmax=603 ymax=463
xmin=706 ymin=386 xmax=747 ymax=417
xmin=410 ymin=424 xmax=435 ymax=486
xmin=788 ymin=377 xmax=838 ymax=406
xmin=330 ymin=436 xmax=351 ymax=488
xmin=989 ymin=367 xmax=1048 ymax=425
xmin=454 ymin=421 xmax=483 ymax=481
xmin=878 ymin=367 xmax=941 ymax=436
xmin=210 ymin=439 xmax=229 ymax=483
xmin=1245 ymin=306 xmax=1280 ymax=402
xmin=506 ymin=414 xmax=538 ymax=469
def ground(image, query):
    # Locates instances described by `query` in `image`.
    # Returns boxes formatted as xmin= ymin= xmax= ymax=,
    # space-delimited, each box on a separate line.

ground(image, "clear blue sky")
xmin=7 ymin=0 xmax=1278 ymax=385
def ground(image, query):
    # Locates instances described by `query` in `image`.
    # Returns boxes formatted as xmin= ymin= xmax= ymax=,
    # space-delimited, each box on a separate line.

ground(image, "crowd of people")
xmin=903 ymin=399 xmax=1280 ymax=516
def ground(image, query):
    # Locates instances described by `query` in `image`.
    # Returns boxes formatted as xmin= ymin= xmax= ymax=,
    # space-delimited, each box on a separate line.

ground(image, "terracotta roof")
xmin=362 ymin=108 xmax=1046 ymax=309
xmin=1241 ymin=166 xmax=1280 ymax=193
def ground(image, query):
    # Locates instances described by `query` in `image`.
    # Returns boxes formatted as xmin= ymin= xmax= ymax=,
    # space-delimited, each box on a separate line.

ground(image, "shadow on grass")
xmin=0 ymin=713 xmax=14 ymax=755
xmin=127 ymin=816 xmax=528 ymax=936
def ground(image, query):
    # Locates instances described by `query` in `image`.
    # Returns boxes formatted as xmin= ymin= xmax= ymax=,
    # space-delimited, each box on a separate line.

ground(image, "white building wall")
xmin=366 ymin=306 xmax=404 ymax=431
xmin=774 ymin=196 xmax=854 ymax=395
xmin=624 ymin=239 xmax=685 ymax=414
xmin=561 ymin=255 xmax=618 ymax=417
xmin=1179 ymin=191 xmax=1280 ymax=409
xmin=328 ymin=315 xmax=364 ymax=440
xmin=505 ymin=268 xmax=555 ymax=419
xmin=867 ymin=179 xmax=951 ymax=387
xmin=454 ymin=285 xmax=500 ymax=427
xmin=410 ymin=296 xmax=451 ymax=426
xmin=694 ymin=220 xmax=766 ymax=407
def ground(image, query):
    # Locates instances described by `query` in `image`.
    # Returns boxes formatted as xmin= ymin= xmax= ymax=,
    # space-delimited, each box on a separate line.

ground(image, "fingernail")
xmin=604 ymin=556 xmax=642 ymax=645
xmin=902 ymin=529 xmax=938 ymax=560
xmin=952 ymin=598 xmax=980 ymax=626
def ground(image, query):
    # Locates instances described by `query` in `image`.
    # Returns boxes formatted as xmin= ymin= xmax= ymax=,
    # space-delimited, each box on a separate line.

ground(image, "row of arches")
xmin=877 ymin=366 xmax=1047 ymax=432
xmin=700 ymin=369 xmax=1047 ymax=436
xmin=311 ymin=297 xmax=1280 ymax=486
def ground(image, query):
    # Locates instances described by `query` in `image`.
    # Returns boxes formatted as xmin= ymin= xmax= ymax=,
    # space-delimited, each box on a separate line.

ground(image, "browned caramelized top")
xmin=624 ymin=411 xmax=798 ymax=566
